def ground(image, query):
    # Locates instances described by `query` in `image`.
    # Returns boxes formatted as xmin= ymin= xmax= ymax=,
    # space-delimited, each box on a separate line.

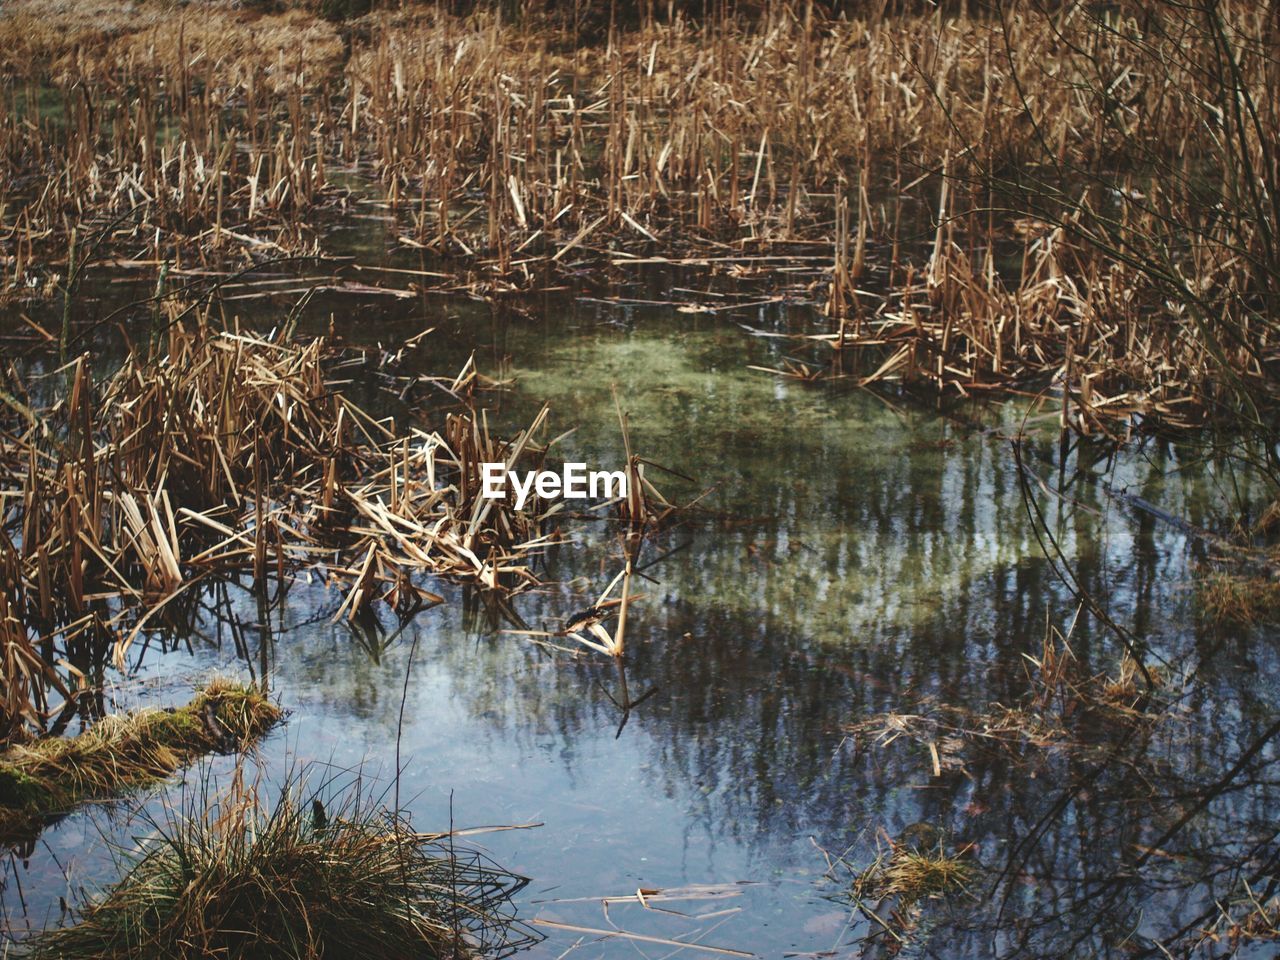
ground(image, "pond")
xmin=2 ymin=254 xmax=1277 ymax=960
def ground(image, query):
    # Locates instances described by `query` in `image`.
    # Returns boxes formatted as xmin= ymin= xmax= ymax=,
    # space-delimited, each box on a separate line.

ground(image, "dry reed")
xmin=2 ymin=1 xmax=1276 ymax=441
xmin=1197 ymin=572 xmax=1280 ymax=628
xmin=0 ymin=314 xmax=564 ymax=741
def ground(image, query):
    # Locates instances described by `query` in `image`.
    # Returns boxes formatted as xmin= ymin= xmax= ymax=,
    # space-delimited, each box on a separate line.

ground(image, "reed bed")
xmin=0 ymin=314 xmax=563 ymax=741
xmin=1 ymin=1 xmax=1276 ymax=440
xmin=23 ymin=764 xmax=536 ymax=960
xmin=0 ymin=679 xmax=278 ymax=842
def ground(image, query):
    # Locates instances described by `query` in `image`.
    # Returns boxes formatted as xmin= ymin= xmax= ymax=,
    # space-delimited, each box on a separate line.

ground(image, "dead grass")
xmin=844 ymin=825 xmax=974 ymax=948
xmin=0 ymin=0 xmax=161 ymax=74
xmin=1195 ymin=889 xmax=1280 ymax=954
xmin=1 ymin=1 xmax=1276 ymax=441
xmin=0 ymin=2 xmax=343 ymax=83
xmin=115 ymin=9 xmax=345 ymax=91
xmin=1197 ymin=573 xmax=1280 ymax=628
xmin=877 ymin=844 xmax=973 ymax=905
xmin=843 ymin=610 xmax=1171 ymax=780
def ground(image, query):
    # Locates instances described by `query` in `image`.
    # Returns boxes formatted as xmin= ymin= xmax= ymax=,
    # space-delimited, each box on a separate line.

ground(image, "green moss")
xmin=0 ymin=681 xmax=280 ymax=845
xmin=0 ymin=765 xmax=49 ymax=810
xmin=143 ymin=708 xmax=201 ymax=744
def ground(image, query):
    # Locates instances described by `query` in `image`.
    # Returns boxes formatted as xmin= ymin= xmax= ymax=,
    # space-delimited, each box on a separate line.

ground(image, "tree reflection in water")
xmin=4 ymin=295 xmax=1278 ymax=959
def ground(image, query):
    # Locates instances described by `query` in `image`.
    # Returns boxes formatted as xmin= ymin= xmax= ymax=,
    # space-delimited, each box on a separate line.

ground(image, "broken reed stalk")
xmin=533 ymin=399 xmax=677 ymax=660
xmin=0 ymin=679 xmax=278 ymax=843
xmin=24 ymin=764 xmax=538 ymax=960
xmin=0 ymin=313 xmax=564 ymax=740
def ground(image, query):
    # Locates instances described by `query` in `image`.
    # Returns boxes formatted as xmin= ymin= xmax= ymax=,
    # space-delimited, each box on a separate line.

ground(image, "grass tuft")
xmin=879 ymin=843 xmax=974 ymax=905
xmin=844 ymin=824 xmax=974 ymax=950
xmin=25 ymin=766 xmax=536 ymax=960
xmin=0 ymin=679 xmax=279 ymax=841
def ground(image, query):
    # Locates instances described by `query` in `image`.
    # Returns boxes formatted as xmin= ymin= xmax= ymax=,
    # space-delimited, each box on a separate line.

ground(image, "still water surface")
xmin=3 ymin=268 xmax=1276 ymax=959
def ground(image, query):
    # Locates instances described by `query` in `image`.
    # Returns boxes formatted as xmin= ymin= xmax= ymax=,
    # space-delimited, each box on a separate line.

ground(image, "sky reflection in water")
xmin=3 ymin=285 xmax=1277 ymax=959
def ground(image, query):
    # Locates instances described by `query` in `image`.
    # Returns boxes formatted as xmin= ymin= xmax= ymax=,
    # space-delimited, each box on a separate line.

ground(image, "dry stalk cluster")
xmin=843 ymin=615 xmax=1170 ymax=782
xmin=825 ymin=223 xmax=1245 ymax=438
xmin=1 ymin=2 xmax=1277 ymax=437
xmin=0 ymin=315 xmax=561 ymax=742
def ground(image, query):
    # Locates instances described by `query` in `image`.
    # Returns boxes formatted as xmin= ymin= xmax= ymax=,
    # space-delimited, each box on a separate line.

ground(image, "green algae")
xmin=0 ymin=680 xmax=280 ymax=843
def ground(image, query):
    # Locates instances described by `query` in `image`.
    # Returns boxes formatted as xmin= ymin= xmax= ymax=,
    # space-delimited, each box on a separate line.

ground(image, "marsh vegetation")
xmin=27 ymin=765 xmax=536 ymax=960
xmin=2 ymin=0 xmax=1280 ymax=958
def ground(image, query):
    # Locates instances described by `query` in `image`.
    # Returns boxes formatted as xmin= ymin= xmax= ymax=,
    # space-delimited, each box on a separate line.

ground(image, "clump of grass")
xmin=877 ymin=842 xmax=974 ymax=906
xmin=843 ymin=825 xmax=974 ymax=949
xmin=0 ymin=679 xmax=279 ymax=840
xmin=1100 ymin=651 xmax=1165 ymax=710
xmin=1197 ymin=573 xmax=1280 ymax=628
xmin=851 ymin=824 xmax=973 ymax=910
xmin=26 ymin=767 xmax=536 ymax=960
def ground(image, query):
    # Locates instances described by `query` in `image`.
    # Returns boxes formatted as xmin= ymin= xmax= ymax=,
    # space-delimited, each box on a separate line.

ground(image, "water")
xmin=3 ymin=258 xmax=1278 ymax=959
